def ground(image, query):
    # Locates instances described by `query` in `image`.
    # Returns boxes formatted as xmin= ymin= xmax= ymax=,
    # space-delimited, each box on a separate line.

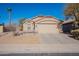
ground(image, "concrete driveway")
xmin=0 ymin=33 xmax=79 ymax=55
xmin=39 ymin=33 xmax=79 ymax=44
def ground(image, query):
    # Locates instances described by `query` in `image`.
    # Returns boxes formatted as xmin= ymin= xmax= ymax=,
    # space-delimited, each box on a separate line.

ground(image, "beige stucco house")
xmin=22 ymin=16 xmax=60 ymax=33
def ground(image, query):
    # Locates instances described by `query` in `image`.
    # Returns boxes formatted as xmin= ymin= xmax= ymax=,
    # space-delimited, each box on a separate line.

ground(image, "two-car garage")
xmin=35 ymin=16 xmax=59 ymax=33
xmin=36 ymin=24 xmax=59 ymax=33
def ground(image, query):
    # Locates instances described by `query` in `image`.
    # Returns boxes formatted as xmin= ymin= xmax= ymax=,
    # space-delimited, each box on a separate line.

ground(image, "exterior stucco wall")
xmin=35 ymin=17 xmax=59 ymax=24
xmin=23 ymin=22 xmax=34 ymax=32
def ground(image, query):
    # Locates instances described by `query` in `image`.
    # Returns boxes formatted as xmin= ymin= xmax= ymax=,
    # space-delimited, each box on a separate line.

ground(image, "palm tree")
xmin=7 ymin=8 xmax=12 ymax=31
xmin=7 ymin=8 xmax=12 ymax=26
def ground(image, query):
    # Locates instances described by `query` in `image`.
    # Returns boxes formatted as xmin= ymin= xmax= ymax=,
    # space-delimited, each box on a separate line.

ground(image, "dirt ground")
xmin=0 ymin=32 xmax=40 ymax=44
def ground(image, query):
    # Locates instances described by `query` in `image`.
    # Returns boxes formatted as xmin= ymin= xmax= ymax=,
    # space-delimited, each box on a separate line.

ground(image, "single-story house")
xmin=21 ymin=16 xmax=60 ymax=33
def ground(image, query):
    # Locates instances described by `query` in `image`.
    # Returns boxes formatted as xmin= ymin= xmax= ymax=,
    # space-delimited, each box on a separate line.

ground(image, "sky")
xmin=0 ymin=3 xmax=66 ymax=25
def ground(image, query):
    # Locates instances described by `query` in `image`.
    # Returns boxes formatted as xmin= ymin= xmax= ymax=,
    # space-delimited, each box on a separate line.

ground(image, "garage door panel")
xmin=37 ymin=24 xmax=59 ymax=33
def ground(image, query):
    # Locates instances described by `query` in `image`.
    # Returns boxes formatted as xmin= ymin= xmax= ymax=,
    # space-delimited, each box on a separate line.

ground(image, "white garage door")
xmin=36 ymin=24 xmax=59 ymax=33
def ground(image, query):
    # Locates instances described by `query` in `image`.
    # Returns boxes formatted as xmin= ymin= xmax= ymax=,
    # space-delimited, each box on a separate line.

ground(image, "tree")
xmin=64 ymin=3 xmax=79 ymax=21
xmin=19 ymin=18 xmax=26 ymax=31
xmin=7 ymin=8 xmax=13 ymax=31
xmin=19 ymin=18 xmax=26 ymax=24
xmin=7 ymin=8 xmax=12 ymax=25
xmin=64 ymin=4 xmax=79 ymax=28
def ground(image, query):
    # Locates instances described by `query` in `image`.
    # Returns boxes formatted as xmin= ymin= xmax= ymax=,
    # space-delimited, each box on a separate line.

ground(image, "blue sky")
xmin=0 ymin=3 xmax=66 ymax=24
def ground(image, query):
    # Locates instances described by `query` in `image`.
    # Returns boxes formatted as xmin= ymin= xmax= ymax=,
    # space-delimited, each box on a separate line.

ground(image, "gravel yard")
xmin=0 ymin=32 xmax=40 ymax=44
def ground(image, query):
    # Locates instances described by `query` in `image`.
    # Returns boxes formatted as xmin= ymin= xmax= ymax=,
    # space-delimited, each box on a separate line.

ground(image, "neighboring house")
xmin=4 ymin=24 xmax=17 ymax=32
xmin=0 ymin=24 xmax=4 ymax=33
xmin=21 ymin=16 xmax=60 ymax=33
xmin=62 ymin=18 xmax=75 ymax=33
